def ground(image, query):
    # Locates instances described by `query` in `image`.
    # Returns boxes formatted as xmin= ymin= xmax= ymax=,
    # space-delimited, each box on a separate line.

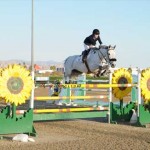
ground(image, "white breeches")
xmin=84 ymin=44 xmax=90 ymax=50
xmin=84 ymin=44 xmax=96 ymax=50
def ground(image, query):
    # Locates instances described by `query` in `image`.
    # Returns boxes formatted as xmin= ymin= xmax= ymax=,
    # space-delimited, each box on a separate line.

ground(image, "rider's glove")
xmin=99 ymin=45 xmax=102 ymax=49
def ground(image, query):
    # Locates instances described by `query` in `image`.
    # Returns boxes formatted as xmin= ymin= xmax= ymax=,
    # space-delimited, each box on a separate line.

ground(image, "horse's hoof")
xmin=65 ymin=81 xmax=71 ymax=84
xmin=65 ymin=81 xmax=69 ymax=84
xmin=93 ymin=75 xmax=97 ymax=78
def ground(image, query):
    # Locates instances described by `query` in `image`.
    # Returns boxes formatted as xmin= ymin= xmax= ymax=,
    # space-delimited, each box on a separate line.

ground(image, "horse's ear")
xmin=114 ymin=45 xmax=116 ymax=49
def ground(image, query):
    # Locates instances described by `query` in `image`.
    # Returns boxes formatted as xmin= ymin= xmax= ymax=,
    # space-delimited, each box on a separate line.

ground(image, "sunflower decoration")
xmin=112 ymin=68 xmax=132 ymax=99
xmin=140 ymin=68 xmax=150 ymax=104
xmin=0 ymin=64 xmax=33 ymax=106
xmin=0 ymin=68 xmax=2 ymax=75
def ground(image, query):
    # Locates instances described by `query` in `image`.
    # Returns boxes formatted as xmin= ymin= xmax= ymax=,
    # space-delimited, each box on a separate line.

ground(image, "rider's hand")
xmin=89 ymin=45 xmax=96 ymax=49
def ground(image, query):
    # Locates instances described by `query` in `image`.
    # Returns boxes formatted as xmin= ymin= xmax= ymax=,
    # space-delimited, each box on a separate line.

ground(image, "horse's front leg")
xmin=95 ymin=65 xmax=103 ymax=77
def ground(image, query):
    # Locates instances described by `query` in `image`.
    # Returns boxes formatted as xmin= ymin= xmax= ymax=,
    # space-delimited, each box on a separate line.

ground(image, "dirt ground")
xmin=0 ymin=120 xmax=150 ymax=150
xmin=0 ymin=87 xmax=150 ymax=150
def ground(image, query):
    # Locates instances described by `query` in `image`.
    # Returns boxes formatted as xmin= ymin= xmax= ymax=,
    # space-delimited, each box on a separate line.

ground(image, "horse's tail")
xmin=63 ymin=57 xmax=69 ymax=76
xmin=64 ymin=57 xmax=69 ymax=65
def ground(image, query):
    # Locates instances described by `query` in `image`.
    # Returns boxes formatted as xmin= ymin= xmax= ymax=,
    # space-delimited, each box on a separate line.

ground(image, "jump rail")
xmin=16 ymin=107 xmax=108 ymax=114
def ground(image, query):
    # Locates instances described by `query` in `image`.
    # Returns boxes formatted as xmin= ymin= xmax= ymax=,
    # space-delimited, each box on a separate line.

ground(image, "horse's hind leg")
xmin=64 ymin=76 xmax=73 ymax=84
xmin=64 ymin=72 xmax=72 ymax=84
xmin=65 ymin=76 xmax=70 ymax=84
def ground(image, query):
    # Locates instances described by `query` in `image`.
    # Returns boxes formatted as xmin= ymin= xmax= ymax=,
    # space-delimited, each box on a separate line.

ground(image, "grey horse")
xmin=64 ymin=45 xmax=117 ymax=83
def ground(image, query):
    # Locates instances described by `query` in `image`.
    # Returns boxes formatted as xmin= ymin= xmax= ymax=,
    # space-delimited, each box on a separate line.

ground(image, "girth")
xmin=84 ymin=60 xmax=92 ymax=74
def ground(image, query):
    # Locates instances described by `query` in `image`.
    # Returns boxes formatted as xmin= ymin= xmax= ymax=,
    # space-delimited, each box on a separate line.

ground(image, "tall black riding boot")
xmin=82 ymin=51 xmax=88 ymax=63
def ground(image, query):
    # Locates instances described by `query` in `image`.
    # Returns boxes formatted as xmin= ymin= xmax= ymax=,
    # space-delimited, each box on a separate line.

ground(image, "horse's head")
xmin=107 ymin=45 xmax=117 ymax=68
xmin=88 ymin=45 xmax=116 ymax=77
xmin=97 ymin=45 xmax=117 ymax=68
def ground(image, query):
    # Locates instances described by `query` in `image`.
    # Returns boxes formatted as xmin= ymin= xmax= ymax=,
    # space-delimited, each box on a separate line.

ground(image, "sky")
xmin=0 ymin=0 xmax=150 ymax=68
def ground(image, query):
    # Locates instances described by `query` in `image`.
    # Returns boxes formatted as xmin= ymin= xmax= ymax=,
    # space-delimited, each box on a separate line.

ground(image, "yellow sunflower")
xmin=112 ymin=68 xmax=132 ymax=99
xmin=140 ymin=68 xmax=150 ymax=104
xmin=0 ymin=68 xmax=3 ymax=75
xmin=0 ymin=64 xmax=34 ymax=106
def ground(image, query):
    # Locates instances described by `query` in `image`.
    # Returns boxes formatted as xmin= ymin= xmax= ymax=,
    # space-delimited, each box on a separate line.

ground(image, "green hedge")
xmin=48 ymin=75 xmax=108 ymax=82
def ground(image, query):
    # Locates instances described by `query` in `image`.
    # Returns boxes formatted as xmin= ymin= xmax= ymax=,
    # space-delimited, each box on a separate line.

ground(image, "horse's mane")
xmin=89 ymin=46 xmax=108 ymax=54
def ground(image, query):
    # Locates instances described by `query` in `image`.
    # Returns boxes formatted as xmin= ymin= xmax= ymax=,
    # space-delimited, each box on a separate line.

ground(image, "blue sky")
xmin=0 ymin=0 xmax=149 ymax=68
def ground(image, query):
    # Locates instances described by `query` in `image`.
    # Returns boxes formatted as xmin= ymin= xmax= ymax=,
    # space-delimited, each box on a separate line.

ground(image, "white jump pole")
xmin=30 ymin=0 xmax=34 ymax=109
xmin=108 ymin=69 xmax=112 ymax=124
xmin=137 ymin=68 xmax=141 ymax=118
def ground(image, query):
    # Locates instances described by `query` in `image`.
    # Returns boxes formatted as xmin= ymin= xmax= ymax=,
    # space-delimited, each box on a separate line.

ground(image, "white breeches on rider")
xmin=84 ymin=44 xmax=97 ymax=50
xmin=84 ymin=44 xmax=90 ymax=50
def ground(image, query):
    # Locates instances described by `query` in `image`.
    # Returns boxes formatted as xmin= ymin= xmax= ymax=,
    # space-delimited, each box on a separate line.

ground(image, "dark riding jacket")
xmin=84 ymin=35 xmax=102 ymax=46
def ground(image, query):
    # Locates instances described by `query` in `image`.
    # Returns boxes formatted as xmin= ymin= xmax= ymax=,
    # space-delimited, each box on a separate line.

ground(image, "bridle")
xmin=97 ymin=48 xmax=112 ymax=65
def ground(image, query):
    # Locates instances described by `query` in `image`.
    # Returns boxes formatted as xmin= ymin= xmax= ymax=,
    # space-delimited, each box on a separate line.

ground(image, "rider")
xmin=82 ymin=29 xmax=103 ymax=63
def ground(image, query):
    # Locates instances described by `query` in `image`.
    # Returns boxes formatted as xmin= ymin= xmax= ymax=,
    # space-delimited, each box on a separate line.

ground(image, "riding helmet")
xmin=93 ymin=29 xmax=100 ymax=35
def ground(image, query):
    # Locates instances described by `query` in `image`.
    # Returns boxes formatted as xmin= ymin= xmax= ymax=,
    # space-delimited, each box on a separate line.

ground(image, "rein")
xmin=97 ymin=48 xmax=110 ymax=64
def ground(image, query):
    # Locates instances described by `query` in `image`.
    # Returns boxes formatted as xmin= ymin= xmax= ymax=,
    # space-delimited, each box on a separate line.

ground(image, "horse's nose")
xmin=110 ymin=58 xmax=117 ymax=61
xmin=111 ymin=64 xmax=115 ymax=68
